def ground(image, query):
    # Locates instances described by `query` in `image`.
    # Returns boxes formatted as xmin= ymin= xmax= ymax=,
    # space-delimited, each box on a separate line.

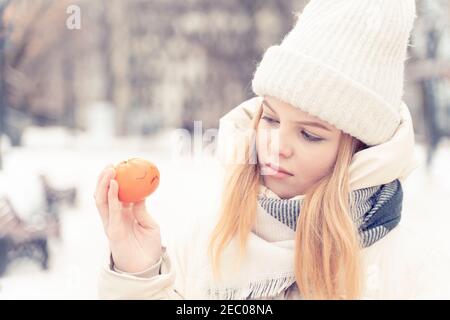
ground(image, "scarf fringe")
xmin=207 ymin=274 xmax=297 ymax=300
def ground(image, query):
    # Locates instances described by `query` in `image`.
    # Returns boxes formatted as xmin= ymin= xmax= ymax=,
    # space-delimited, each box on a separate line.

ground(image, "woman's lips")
xmin=261 ymin=163 xmax=294 ymax=179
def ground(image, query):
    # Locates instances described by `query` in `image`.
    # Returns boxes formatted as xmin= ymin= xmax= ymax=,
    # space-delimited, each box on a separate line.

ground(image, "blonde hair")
xmin=207 ymin=103 xmax=365 ymax=299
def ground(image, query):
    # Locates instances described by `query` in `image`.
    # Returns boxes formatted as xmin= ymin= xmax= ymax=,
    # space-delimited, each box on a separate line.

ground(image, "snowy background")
xmin=0 ymin=127 xmax=225 ymax=299
xmin=0 ymin=127 xmax=449 ymax=299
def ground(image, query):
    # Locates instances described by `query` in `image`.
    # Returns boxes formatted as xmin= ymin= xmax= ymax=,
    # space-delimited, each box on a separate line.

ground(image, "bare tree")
xmin=0 ymin=0 xmax=12 ymax=168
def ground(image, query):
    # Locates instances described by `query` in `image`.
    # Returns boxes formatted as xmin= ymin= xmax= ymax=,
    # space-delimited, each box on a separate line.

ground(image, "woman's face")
xmin=256 ymin=96 xmax=343 ymax=199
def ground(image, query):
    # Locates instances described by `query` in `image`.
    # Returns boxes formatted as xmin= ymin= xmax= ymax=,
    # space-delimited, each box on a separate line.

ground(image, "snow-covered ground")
xmin=0 ymin=127 xmax=224 ymax=299
xmin=0 ymin=127 xmax=449 ymax=299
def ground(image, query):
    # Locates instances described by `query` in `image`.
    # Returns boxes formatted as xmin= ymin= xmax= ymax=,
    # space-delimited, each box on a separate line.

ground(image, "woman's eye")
xmin=262 ymin=116 xmax=278 ymax=125
xmin=301 ymin=130 xmax=323 ymax=142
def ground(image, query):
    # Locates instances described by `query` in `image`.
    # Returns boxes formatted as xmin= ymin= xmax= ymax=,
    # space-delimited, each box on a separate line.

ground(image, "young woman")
xmin=94 ymin=0 xmax=449 ymax=299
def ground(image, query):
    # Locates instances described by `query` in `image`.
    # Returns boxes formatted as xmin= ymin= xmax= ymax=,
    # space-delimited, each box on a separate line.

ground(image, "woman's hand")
xmin=94 ymin=164 xmax=162 ymax=273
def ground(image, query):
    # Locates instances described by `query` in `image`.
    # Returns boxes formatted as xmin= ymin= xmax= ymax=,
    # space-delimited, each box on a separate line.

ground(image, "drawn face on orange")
xmin=115 ymin=158 xmax=160 ymax=203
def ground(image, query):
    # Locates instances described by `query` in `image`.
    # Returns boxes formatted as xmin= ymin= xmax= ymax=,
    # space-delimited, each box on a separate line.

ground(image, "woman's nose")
xmin=264 ymin=126 xmax=293 ymax=159
xmin=277 ymin=127 xmax=293 ymax=158
xmin=278 ymin=139 xmax=293 ymax=158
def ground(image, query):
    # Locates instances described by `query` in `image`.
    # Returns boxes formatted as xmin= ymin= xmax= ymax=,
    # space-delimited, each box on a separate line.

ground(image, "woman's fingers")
xmin=96 ymin=164 xmax=114 ymax=186
xmin=108 ymin=179 xmax=124 ymax=228
xmin=133 ymin=200 xmax=157 ymax=229
xmin=94 ymin=164 xmax=114 ymax=203
xmin=95 ymin=166 xmax=115 ymax=227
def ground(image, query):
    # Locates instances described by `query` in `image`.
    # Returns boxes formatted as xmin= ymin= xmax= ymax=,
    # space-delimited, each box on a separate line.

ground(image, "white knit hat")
xmin=252 ymin=0 xmax=417 ymax=146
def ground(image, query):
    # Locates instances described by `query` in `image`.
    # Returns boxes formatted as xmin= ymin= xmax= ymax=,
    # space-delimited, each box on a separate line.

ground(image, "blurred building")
xmin=1 ymin=0 xmax=308 ymax=143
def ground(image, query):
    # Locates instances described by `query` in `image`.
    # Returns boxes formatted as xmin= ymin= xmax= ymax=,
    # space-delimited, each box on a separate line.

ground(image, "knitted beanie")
xmin=252 ymin=0 xmax=417 ymax=146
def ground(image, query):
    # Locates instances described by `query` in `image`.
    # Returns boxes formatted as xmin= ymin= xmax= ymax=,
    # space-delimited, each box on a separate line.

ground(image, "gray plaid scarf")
xmin=258 ymin=179 xmax=402 ymax=248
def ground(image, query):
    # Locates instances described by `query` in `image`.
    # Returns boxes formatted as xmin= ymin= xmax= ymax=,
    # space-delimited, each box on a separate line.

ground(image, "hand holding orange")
xmin=114 ymin=158 xmax=160 ymax=203
xmin=94 ymin=160 xmax=162 ymax=273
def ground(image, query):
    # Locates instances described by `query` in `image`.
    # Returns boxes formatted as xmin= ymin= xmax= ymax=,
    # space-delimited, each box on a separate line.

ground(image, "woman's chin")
xmin=263 ymin=178 xmax=299 ymax=199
